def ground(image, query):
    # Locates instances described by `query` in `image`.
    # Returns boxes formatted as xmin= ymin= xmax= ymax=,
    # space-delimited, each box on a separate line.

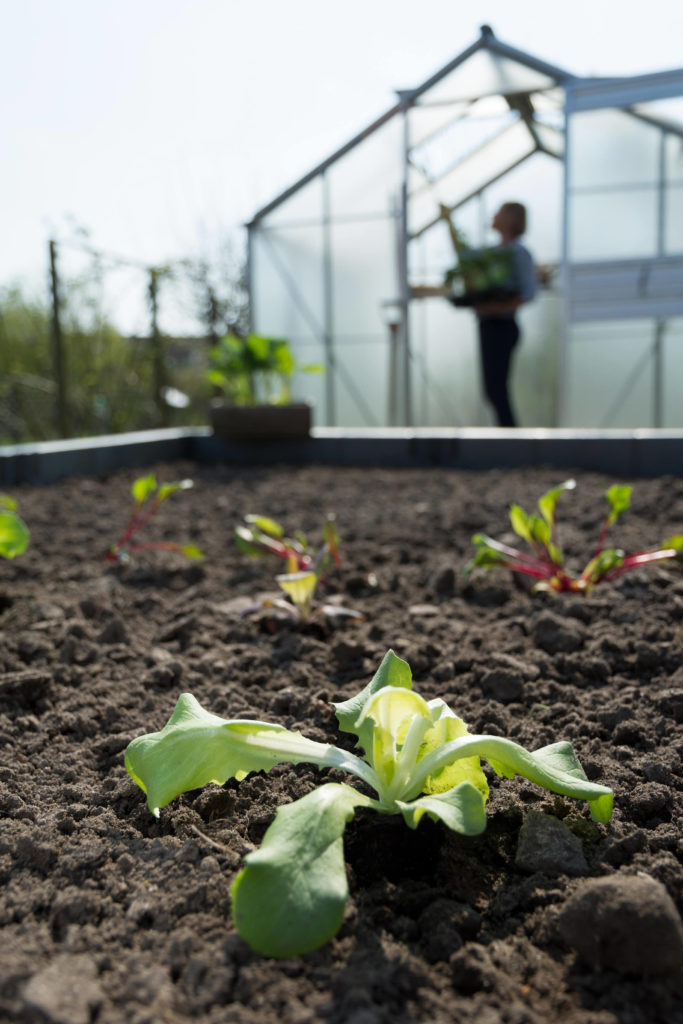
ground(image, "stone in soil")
xmin=558 ymin=874 xmax=683 ymax=974
xmin=515 ymin=811 xmax=588 ymax=876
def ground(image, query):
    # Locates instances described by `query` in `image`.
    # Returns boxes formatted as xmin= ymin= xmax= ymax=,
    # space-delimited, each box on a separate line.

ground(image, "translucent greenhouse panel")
xmin=330 ymin=218 xmax=397 ymax=337
xmin=568 ymin=190 xmax=658 ymax=261
xmin=563 ymin=321 xmax=656 ymax=427
xmin=666 ymin=133 xmax=683 ymax=183
xmin=409 ymin=299 xmax=481 ymax=425
xmin=568 ymin=108 xmax=660 ymax=190
xmin=328 ymin=119 xmax=402 ymax=218
xmin=408 ymin=101 xmax=470 ymax=148
xmin=512 ymin=293 xmax=560 ymax=426
xmin=334 ymin=337 xmax=387 ymax=427
xmin=663 ymin=320 xmax=683 ymax=426
xmin=410 ymin=111 xmax=515 ymax=185
xmin=250 ymin=226 xmax=324 ymax=341
xmin=287 ymin=339 xmax=327 ymax=416
xmin=435 ymin=121 xmax=535 ymax=210
xmin=666 ymin=186 xmax=683 ymax=252
xmin=421 ymin=49 xmax=557 ymax=105
xmin=261 ymin=175 xmax=323 ymax=227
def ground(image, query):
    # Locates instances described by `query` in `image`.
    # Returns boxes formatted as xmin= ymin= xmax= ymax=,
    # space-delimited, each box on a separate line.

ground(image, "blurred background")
xmin=3 ymin=0 xmax=683 ymax=440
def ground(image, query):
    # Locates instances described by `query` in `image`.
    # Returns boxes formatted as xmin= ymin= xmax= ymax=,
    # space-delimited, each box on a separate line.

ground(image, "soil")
xmin=1 ymin=461 xmax=682 ymax=1024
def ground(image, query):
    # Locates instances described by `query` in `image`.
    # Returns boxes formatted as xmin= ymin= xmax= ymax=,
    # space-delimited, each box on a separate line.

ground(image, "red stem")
xmin=602 ymin=548 xmax=678 ymax=582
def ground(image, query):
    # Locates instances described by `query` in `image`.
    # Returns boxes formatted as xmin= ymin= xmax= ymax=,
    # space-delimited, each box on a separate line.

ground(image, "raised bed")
xmin=3 ymin=426 xmax=683 ymax=485
xmin=1 ymin=459 xmax=682 ymax=1022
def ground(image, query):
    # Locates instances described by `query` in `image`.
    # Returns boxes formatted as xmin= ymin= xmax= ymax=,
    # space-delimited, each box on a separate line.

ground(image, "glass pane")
xmin=564 ymin=321 xmax=654 ymax=427
xmin=569 ymin=190 xmax=658 ymax=261
xmin=328 ymin=119 xmax=402 ymax=218
xmin=335 ymin=338 xmax=387 ymax=427
xmin=251 ymin=226 xmax=324 ymax=339
xmin=409 ymin=101 xmax=470 ymax=148
xmin=569 ymin=108 xmax=660 ymax=190
xmin=331 ymin=219 xmax=397 ymax=335
xmin=666 ymin=134 xmax=683 ymax=184
xmin=663 ymin=319 xmax=683 ymax=426
xmin=411 ymin=112 xmax=516 ymax=184
xmin=421 ymin=50 xmax=558 ymax=104
xmin=666 ymin=185 xmax=683 ymax=252
xmin=436 ymin=120 xmax=535 ymax=209
xmin=260 ymin=175 xmax=323 ymax=227
xmin=288 ymin=338 xmax=327 ymax=418
xmin=409 ymin=298 xmax=480 ymax=425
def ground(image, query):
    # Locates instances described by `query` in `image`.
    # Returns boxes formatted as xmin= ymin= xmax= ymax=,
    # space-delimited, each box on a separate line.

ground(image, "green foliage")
xmin=0 ymin=495 xmax=30 ymax=558
xmin=466 ymin=479 xmax=681 ymax=593
xmin=125 ymin=649 xmax=613 ymax=958
xmin=208 ymin=333 xmax=322 ymax=405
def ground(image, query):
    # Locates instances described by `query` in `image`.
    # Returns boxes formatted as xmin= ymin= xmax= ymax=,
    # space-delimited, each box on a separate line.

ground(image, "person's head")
xmin=492 ymin=202 xmax=527 ymax=239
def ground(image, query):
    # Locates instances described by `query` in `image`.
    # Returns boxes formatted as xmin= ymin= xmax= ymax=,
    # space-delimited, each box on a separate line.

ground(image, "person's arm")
xmin=439 ymin=204 xmax=465 ymax=258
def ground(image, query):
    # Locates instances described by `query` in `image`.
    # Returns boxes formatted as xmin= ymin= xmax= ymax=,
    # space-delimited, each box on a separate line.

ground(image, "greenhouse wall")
xmin=562 ymin=71 xmax=683 ymax=428
xmin=249 ymin=31 xmax=683 ymax=430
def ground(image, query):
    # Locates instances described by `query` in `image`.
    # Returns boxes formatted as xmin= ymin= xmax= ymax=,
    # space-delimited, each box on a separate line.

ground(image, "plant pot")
xmin=210 ymin=400 xmax=312 ymax=441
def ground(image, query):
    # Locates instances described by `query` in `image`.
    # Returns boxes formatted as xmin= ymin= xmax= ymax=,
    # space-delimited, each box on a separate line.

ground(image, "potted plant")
xmin=207 ymin=333 xmax=322 ymax=440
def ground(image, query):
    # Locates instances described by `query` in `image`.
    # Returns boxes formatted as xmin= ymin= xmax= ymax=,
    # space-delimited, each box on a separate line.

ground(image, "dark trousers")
xmin=478 ymin=317 xmax=520 ymax=427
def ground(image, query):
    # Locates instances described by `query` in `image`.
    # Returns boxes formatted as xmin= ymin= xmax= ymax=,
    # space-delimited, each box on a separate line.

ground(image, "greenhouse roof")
xmin=248 ymin=25 xmax=577 ymax=226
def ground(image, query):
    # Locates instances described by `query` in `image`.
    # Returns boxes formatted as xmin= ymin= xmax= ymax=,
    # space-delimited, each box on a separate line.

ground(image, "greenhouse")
xmin=247 ymin=25 xmax=683 ymax=429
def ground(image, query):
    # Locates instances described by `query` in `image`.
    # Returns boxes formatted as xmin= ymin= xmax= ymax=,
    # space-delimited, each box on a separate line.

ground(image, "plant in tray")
xmin=106 ymin=474 xmax=204 ymax=564
xmin=465 ymin=478 xmax=683 ymax=593
xmin=0 ymin=494 xmax=29 ymax=558
xmin=125 ymin=649 xmax=613 ymax=958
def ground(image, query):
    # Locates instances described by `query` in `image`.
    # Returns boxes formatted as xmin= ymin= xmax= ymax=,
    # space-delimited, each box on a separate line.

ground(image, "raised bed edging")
xmin=2 ymin=426 xmax=683 ymax=485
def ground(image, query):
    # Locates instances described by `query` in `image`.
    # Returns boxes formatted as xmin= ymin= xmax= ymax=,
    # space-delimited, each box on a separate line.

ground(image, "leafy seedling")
xmin=235 ymin=513 xmax=342 ymax=574
xmin=465 ymin=479 xmax=683 ymax=593
xmin=125 ymin=649 xmax=613 ymax=958
xmin=0 ymin=495 xmax=30 ymax=559
xmin=106 ymin=474 xmax=204 ymax=564
xmin=237 ymin=514 xmax=355 ymax=626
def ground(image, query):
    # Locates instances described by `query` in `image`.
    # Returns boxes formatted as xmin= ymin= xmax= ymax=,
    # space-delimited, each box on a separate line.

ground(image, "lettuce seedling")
xmin=106 ymin=474 xmax=204 ymax=564
xmin=465 ymin=479 xmax=683 ymax=593
xmin=125 ymin=650 xmax=613 ymax=958
xmin=0 ymin=495 xmax=30 ymax=559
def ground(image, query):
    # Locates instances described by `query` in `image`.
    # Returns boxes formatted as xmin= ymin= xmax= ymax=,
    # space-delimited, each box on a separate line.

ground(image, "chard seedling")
xmin=125 ymin=649 xmax=613 ymax=958
xmin=235 ymin=513 xmax=342 ymax=574
xmin=465 ymin=479 xmax=683 ymax=593
xmin=0 ymin=495 xmax=30 ymax=559
xmin=238 ymin=514 xmax=354 ymax=625
xmin=106 ymin=474 xmax=204 ymax=564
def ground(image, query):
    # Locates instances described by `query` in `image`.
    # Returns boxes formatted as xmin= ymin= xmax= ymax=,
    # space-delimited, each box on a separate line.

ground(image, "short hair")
xmin=501 ymin=202 xmax=527 ymax=237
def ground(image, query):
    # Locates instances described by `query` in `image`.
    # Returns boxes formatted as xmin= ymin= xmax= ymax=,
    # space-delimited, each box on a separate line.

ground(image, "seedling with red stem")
xmin=106 ymin=474 xmax=204 ymax=564
xmin=465 ymin=479 xmax=683 ymax=593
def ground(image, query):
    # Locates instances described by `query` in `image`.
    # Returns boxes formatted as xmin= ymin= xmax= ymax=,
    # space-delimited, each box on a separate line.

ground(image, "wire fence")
xmin=0 ymin=236 xmax=246 ymax=443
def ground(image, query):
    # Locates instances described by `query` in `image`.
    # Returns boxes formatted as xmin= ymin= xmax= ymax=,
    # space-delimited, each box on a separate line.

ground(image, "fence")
xmin=0 ymin=236 xmax=246 ymax=444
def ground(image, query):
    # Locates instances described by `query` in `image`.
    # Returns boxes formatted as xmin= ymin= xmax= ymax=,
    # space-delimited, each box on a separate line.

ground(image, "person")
xmin=441 ymin=201 xmax=537 ymax=427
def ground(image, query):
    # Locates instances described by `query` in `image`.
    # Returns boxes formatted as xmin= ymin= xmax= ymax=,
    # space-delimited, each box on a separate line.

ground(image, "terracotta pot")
xmin=209 ymin=400 xmax=312 ymax=441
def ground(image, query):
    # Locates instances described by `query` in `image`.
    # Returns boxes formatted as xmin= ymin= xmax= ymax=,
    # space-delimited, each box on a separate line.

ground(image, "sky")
xmin=3 ymin=0 xmax=683 ymax=320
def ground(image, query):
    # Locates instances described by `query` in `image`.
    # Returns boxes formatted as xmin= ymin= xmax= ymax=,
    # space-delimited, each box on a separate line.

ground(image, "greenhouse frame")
xmin=246 ymin=25 xmax=683 ymax=429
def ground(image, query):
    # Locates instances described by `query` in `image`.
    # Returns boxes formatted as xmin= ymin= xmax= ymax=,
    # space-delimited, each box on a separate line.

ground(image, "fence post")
xmin=148 ymin=268 xmax=168 ymax=426
xmin=49 ymin=239 xmax=70 ymax=437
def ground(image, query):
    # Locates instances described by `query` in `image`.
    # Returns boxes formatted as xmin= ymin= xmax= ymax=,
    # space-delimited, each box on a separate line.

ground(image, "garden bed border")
xmin=2 ymin=426 xmax=683 ymax=485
